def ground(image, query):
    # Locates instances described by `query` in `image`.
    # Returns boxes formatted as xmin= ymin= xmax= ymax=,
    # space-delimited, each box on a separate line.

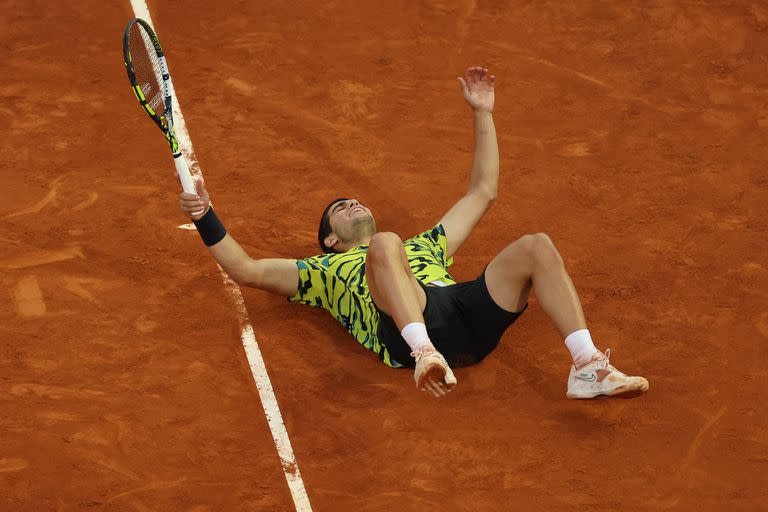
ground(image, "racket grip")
xmin=173 ymin=152 xmax=197 ymax=195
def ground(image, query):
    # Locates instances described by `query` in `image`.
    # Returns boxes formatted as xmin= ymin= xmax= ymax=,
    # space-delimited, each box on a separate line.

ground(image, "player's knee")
xmin=530 ymin=232 xmax=562 ymax=266
xmin=518 ymin=232 xmax=561 ymax=267
xmin=368 ymin=232 xmax=403 ymax=262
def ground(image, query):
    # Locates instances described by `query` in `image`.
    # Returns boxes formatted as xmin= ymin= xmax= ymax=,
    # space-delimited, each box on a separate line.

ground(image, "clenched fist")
xmin=178 ymin=174 xmax=210 ymax=220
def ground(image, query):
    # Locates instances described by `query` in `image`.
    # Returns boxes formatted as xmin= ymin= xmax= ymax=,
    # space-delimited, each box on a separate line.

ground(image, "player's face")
xmin=328 ymin=198 xmax=375 ymax=242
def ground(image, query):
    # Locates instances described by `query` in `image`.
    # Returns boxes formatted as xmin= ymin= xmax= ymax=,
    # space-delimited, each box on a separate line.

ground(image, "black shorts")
xmin=377 ymin=271 xmax=527 ymax=368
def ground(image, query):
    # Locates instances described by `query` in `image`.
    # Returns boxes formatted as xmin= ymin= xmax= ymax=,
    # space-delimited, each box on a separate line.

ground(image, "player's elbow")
xmin=469 ymin=180 xmax=497 ymax=202
xmin=230 ymin=272 xmax=251 ymax=287
xmin=223 ymin=267 xmax=248 ymax=286
xmin=475 ymin=187 xmax=497 ymax=204
xmin=226 ymin=260 xmax=263 ymax=288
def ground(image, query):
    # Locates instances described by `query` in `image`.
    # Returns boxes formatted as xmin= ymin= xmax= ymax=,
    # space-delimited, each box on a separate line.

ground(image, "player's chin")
xmin=352 ymin=216 xmax=374 ymax=227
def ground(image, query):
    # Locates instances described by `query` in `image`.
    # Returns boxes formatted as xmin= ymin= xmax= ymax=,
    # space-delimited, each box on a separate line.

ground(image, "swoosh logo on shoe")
xmin=575 ymin=373 xmax=597 ymax=382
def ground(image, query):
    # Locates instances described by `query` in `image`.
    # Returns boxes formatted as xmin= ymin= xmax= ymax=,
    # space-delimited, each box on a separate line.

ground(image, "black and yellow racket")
xmin=123 ymin=18 xmax=199 ymax=201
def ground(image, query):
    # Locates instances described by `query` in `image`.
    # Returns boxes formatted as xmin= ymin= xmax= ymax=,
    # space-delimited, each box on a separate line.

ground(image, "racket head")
xmin=123 ymin=18 xmax=179 ymax=153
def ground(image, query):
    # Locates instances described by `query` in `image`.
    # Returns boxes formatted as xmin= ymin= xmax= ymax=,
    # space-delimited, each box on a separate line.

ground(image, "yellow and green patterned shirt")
xmin=288 ymin=224 xmax=455 ymax=367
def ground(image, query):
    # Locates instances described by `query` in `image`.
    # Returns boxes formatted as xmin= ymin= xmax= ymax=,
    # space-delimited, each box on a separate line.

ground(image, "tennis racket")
xmin=122 ymin=18 xmax=199 ymax=201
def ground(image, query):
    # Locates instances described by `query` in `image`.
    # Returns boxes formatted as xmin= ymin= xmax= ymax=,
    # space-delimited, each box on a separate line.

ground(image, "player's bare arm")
xmin=178 ymin=177 xmax=298 ymax=297
xmin=439 ymin=66 xmax=499 ymax=259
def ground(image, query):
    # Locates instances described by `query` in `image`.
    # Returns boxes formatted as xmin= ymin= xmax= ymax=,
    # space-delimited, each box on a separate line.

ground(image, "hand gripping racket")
xmin=123 ymin=18 xmax=199 ymax=203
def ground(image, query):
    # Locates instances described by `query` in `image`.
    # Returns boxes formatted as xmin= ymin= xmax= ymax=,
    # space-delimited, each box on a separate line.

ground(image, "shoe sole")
xmin=566 ymin=377 xmax=649 ymax=400
xmin=417 ymin=364 xmax=456 ymax=394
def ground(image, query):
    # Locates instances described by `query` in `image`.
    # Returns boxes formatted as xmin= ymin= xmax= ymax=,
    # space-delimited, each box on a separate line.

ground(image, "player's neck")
xmin=350 ymin=235 xmax=373 ymax=249
xmin=334 ymin=235 xmax=372 ymax=252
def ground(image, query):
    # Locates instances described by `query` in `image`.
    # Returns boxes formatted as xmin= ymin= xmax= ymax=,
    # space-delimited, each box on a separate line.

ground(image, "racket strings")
xmin=129 ymin=24 xmax=167 ymax=117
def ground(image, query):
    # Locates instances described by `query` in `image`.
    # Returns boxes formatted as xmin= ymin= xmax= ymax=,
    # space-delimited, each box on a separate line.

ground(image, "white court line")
xmin=128 ymin=2 xmax=312 ymax=510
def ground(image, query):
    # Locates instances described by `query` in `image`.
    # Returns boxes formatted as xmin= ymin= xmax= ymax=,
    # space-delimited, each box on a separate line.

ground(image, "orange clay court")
xmin=2 ymin=1 xmax=768 ymax=510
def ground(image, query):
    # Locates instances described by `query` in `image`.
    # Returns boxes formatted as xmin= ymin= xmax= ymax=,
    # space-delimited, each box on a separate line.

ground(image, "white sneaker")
xmin=411 ymin=347 xmax=457 ymax=398
xmin=566 ymin=349 xmax=649 ymax=399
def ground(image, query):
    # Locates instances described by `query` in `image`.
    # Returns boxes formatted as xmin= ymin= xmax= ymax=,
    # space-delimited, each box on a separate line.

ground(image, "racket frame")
xmin=123 ymin=18 xmax=197 ymax=196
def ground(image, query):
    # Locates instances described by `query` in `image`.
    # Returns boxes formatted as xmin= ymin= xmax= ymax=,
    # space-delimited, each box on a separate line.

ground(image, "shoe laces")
xmin=595 ymin=348 xmax=612 ymax=369
xmin=410 ymin=346 xmax=436 ymax=362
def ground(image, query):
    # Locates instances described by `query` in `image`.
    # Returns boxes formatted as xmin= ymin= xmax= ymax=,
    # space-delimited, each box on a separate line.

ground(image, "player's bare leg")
xmin=366 ymin=232 xmax=427 ymax=327
xmin=485 ymin=233 xmax=585 ymax=336
xmin=366 ymin=232 xmax=456 ymax=397
xmin=484 ymin=233 xmax=648 ymax=398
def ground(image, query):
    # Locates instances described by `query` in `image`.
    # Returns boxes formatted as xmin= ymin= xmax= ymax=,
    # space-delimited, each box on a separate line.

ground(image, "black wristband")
xmin=193 ymin=207 xmax=227 ymax=246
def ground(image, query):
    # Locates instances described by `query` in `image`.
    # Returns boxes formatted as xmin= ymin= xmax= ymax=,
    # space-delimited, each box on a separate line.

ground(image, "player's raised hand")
xmin=178 ymin=175 xmax=210 ymax=220
xmin=458 ymin=66 xmax=496 ymax=113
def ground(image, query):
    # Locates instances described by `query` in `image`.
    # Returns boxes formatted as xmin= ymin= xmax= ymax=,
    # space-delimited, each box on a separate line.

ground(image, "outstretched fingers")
xmin=459 ymin=65 xmax=496 ymax=112
xmin=463 ymin=66 xmax=495 ymax=88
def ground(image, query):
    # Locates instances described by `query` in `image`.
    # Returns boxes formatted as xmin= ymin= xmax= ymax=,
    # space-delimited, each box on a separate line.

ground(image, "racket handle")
xmin=174 ymin=152 xmax=205 ymax=217
xmin=173 ymin=152 xmax=197 ymax=195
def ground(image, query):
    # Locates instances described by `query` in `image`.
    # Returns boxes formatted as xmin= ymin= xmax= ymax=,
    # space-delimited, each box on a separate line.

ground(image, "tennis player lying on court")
xmin=178 ymin=66 xmax=649 ymax=399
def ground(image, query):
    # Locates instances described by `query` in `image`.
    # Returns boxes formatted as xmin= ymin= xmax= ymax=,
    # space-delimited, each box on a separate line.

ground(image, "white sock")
xmin=564 ymin=329 xmax=599 ymax=368
xmin=401 ymin=322 xmax=435 ymax=352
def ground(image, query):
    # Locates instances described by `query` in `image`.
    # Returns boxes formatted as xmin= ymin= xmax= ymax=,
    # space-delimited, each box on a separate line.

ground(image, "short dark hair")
xmin=318 ymin=198 xmax=349 ymax=253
